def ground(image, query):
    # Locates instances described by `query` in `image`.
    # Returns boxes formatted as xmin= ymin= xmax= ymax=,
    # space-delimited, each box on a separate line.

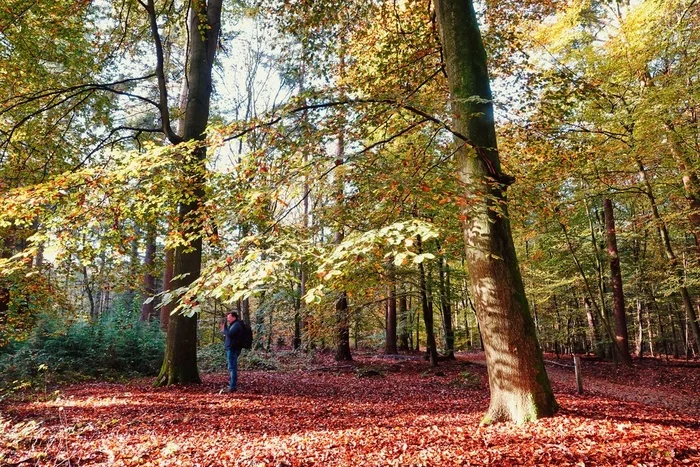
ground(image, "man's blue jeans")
xmin=226 ymin=348 xmax=241 ymax=390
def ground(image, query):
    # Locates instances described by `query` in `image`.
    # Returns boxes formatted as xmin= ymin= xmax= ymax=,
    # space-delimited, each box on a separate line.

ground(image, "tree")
xmin=433 ymin=0 xmax=557 ymax=423
xmin=604 ymin=198 xmax=632 ymax=364
xmin=154 ymin=0 xmax=224 ymax=386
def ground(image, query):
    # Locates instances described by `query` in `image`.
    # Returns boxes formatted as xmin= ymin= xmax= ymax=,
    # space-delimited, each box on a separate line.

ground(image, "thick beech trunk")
xmin=603 ymin=198 xmax=632 ymax=365
xmin=434 ymin=0 xmax=556 ymax=423
xmin=156 ymin=0 xmax=222 ymax=386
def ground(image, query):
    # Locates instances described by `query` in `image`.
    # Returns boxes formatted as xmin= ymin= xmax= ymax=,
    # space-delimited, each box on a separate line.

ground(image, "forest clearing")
xmin=2 ymin=352 xmax=699 ymax=466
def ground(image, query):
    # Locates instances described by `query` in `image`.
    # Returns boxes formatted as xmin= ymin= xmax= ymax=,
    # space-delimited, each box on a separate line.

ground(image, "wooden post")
xmin=574 ymin=355 xmax=583 ymax=395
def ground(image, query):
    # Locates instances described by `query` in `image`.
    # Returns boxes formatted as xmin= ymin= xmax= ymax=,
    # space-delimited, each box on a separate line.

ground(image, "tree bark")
xmin=155 ymin=0 xmax=223 ymax=386
xmin=436 ymin=243 xmax=455 ymax=358
xmin=398 ymin=287 xmax=410 ymax=351
xmin=386 ymin=263 xmax=398 ymax=354
xmin=140 ymin=224 xmax=157 ymax=322
xmin=160 ymin=246 xmax=174 ymax=331
xmin=434 ymin=0 xmax=556 ymax=423
xmin=417 ymin=235 xmax=438 ymax=366
xmin=335 ymin=290 xmax=352 ymax=361
xmin=637 ymin=160 xmax=700 ymax=353
xmin=603 ymin=198 xmax=632 ymax=365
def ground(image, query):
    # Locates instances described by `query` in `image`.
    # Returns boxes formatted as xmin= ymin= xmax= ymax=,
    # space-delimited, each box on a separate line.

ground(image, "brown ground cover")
xmin=1 ymin=352 xmax=698 ymax=466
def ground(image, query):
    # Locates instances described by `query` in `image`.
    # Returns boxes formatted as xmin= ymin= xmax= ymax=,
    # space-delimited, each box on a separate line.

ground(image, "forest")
xmin=1 ymin=0 xmax=699 ymax=465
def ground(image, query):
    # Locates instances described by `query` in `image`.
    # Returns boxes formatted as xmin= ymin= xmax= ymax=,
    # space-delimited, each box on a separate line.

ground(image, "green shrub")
xmin=0 ymin=309 xmax=164 ymax=396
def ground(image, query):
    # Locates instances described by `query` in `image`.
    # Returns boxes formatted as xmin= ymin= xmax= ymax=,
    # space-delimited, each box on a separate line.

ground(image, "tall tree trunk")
xmin=637 ymin=160 xmax=700 ymax=353
xmin=240 ymin=297 xmax=251 ymax=325
xmin=82 ymin=266 xmax=96 ymax=319
xmin=434 ymin=0 xmax=556 ymax=423
xmin=417 ymin=235 xmax=438 ymax=366
xmin=335 ymin=290 xmax=352 ymax=361
xmin=436 ymin=241 xmax=455 ymax=359
xmin=160 ymin=247 xmax=174 ymax=331
xmin=140 ymin=225 xmax=157 ymax=321
xmin=603 ymin=198 xmax=632 ymax=365
xmin=561 ymin=215 xmax=617 ymax=359
xmin=398 ymin=287 xmax=410 ymax=351
xmin=155 ymin=0 xmax=223 ymax=386
xmin=645 ymin=304 xmax=655 ymax=358
xmin=294 ymin=268 xmax=302 ymax=350
xmin=635 ymin=299 xmax=644 ymax=358
xmin=584 ymin=197 xmax=614 ymax=358
xmin=334 ymin=226 xmax=352 ymax=361
xmin=584 ymin=297 xmax=602 ymax=356
xmin=386 ymin=271 xmax=398 ymax=354
xmin=667 ymin=123 xmax=700 ymax=254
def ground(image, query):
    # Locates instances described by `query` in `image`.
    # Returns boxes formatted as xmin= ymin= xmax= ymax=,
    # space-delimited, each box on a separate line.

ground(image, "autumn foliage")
xmin=2 ymin=352 xmax=698 ymax=466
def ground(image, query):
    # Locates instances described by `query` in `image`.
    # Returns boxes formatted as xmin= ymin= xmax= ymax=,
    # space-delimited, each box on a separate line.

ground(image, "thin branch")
xmin=143 ymin=0 xmax=181 ymax=144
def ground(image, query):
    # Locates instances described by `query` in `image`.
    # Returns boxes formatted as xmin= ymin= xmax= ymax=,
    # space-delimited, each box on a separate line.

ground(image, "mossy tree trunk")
xmin=433 ymin=0 xmax=557 ymax=423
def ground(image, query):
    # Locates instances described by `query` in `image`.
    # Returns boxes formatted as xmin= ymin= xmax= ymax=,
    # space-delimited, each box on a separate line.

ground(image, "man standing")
xmin=221 ymin=311 xmax=243 ymax=392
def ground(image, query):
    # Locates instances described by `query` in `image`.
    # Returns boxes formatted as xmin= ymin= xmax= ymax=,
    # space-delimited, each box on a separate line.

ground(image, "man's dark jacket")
xmin=222 ymin=320 xmax=243 ymax=350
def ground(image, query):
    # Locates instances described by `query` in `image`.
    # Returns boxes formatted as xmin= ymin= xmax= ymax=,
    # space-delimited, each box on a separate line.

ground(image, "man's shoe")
xmin=225 ymin=387 xmax=237 ymax=393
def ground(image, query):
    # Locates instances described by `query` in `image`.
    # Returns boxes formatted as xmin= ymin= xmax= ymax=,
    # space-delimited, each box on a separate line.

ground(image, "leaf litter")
xmin=1 ymin=352 xmax=698 ymax=466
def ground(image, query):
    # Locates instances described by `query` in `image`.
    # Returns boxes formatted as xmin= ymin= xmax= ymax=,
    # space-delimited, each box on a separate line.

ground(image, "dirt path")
xmin=464 ymin=352 xmax=700 ymax=418
xmin=547 ymin=364 xmax=700 ymax=416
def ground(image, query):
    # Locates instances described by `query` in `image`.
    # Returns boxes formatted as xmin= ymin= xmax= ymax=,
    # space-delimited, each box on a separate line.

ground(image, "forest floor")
xmin=1 ymin=351 xmax=698 ymax=466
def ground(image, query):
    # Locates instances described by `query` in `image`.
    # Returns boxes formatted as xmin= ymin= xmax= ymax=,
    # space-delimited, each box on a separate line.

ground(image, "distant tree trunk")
xmin=637 ymin=160 xmax=700 ymax=353
xmin=436 ymin=242 xmax=455 ymax=358
xmin=386 ymin=263 xmax=398 ymax=354
xmin=83 ymin=266 xmax=96 ymax=319
xmin=332 ymin=92 xmax=351 ymax=360
xmin=127 ymin=226 xmax=140 ymax=307
xmin=635 ymin=299 xmax=644 ymax=358
xmin=155 ymin=0 xmax=223 ymax=386
xmin=334 ymin=229 xmax=352 ymax=360
xmin=140 ymin=225 xmax=157 ymax=321
xmin=254 ymin=292 xmax=266 ymax=350
xmin=562 ymin=212 xmax=617 ymax=359
xmin=335 ymin=289 xmax=352 ymax=361
xmin=398 ymin=287 xmax=410 ymax=351
xmin=240 ymin=297 xmax=251 ymax=325
xmin=584 ymin=297 xmax=602 ymax=356
xmin=434 ymin=0 xmax=556 ymax=423
xmin=417 ymin=235 xmax=438 ymax=366
xmin=584 ymin=197 xmax=614 ymax=358
xmin=646 ymin=305 xmax=655 ymax=358
xmin=160 ymin=246 xmax=174 ymax=331
xmin=603 ymin=198 xmax=632 ymax=365
xmin=294 ymin=266 xmax=303 ymax=350
xmin=667 ymin=123 xmax=700 ymax=255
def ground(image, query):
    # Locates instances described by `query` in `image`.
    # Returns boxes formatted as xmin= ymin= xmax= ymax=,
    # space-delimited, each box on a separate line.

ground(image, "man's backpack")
xmin=238 ymin=320 xmax=253 ymax=350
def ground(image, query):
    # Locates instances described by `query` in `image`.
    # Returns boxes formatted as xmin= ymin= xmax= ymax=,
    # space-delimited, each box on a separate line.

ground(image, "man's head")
xmin=226 ymin=311 xmax=239 ymax=324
